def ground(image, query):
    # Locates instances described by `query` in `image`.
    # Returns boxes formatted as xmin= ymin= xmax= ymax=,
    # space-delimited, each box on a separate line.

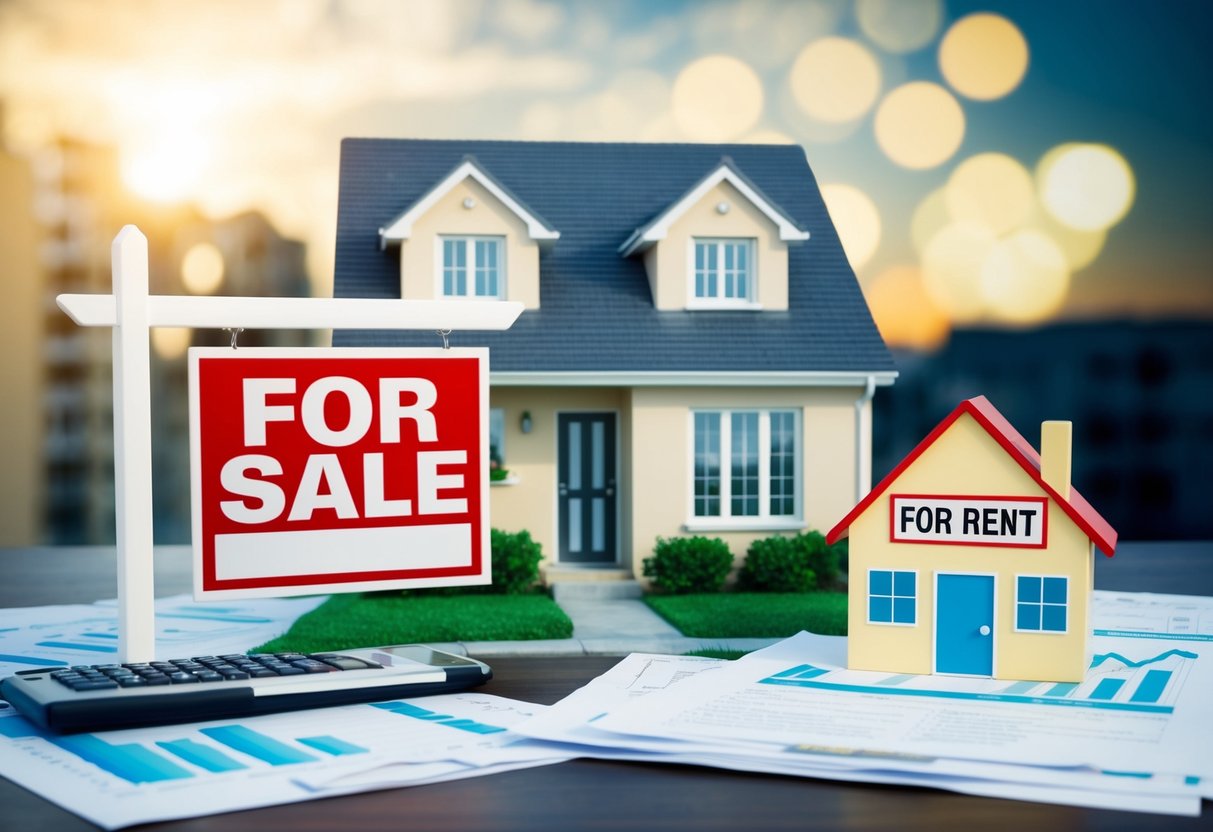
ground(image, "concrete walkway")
xmin=426 ymin=582 xmax=782 ymax=658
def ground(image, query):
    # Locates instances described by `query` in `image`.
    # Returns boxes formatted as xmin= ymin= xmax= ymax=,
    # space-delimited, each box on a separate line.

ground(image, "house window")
xmin=692 ymin=409 xmax=798 ymax=522
xmin=442 ymin=236 xmax=503 ymax=298
xmin=1016 ymin=575 xmax=1068 ymax=632
xmin=489 ymin=407 xmax=506 ymax=473
xmin=868 ymin=569 xmax=917 ymax=626
xmin=693 ymin=239 xmax=754 ymax=304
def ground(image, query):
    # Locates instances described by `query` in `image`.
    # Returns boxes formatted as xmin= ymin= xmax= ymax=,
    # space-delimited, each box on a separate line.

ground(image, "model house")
xmin=331 ymin=139 xmax=895 ymax=581
xmin=828 ymin=396 xmax=1118 ymax=682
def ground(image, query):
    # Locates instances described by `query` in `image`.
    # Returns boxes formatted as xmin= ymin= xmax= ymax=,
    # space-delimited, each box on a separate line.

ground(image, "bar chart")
xmin=0 ymin=691 xmax=543 ymax=828
xmin=0 ymin=694 xmax=511 ymax=788
xmin=761 ymin=646 xmax=1199 ymax=715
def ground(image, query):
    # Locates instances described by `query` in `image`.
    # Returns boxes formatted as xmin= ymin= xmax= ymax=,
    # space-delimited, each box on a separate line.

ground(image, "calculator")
xmin=0 ymin=645 xmax=492 ymax=733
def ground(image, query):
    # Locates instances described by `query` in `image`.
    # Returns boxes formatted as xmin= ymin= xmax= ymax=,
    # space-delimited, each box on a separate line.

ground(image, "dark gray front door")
xmin=558 ymin=413 xmax=617 ymax=563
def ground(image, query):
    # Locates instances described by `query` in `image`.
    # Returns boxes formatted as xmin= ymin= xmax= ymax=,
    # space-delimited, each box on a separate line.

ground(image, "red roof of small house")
xmin=827 ymin=396 xmax=1118 ymax=557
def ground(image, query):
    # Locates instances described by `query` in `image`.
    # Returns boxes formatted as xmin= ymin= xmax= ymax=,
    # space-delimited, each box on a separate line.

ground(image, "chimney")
xmin=1040 ymin=421 xmax=1072 ymax=500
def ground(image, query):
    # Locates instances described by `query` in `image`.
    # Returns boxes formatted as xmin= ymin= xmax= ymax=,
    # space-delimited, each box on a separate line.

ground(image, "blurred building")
xmin=873 ymin=320 xmax=1213 ymax=541
xmin=1 ymin=136 xmax=312 ymax=546
xmin=0 ymin=136 xmax=44 ymax=546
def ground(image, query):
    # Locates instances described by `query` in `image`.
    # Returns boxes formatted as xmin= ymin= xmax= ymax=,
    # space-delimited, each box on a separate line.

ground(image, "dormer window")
xmin=441 ymin=236 xmax=504 ymax=298
xmin=619 ymin=160 xmax=808 ymax=312
xmin=693 ymin=238 xmax=755 ymax=305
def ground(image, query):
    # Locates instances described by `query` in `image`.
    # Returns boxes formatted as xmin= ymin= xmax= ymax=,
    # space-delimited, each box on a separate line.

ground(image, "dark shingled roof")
xmin=332 ymin=138 xmax=893 ymax=375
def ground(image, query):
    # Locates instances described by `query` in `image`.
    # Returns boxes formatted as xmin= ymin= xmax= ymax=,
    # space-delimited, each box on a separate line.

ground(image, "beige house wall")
xmin=628 ymin=386 xmax=859 ymax=579
xmin=642 ymin=181 xmax=790 ymax=311
xmin=486 ymin=383 xmax=867 ymax=580
xmin=486 ymin=387 xmax=627 ymax=566
xmin=398 ymin=178 xmax=541 ymax=308
xmin=845 ymin=414 xmax=1095 ymax=682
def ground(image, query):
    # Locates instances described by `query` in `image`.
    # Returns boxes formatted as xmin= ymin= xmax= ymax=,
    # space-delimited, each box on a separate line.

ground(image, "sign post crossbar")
xmin=62 ymin=225 xmax=522 ymax=662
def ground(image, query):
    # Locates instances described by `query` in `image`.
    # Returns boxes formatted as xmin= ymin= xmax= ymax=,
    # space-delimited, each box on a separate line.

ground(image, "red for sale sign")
xmin=188 ymin=347 xmax=489 ymax=599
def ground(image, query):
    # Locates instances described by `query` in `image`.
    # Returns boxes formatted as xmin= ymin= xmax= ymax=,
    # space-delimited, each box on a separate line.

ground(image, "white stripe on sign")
xmin=215 ymin=523 xmax=472 ymax=581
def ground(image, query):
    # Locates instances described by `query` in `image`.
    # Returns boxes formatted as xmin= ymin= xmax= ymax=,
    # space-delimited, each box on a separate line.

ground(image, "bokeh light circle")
xmin=857 ymin=0 xmax=943 ymax=54
xmin=820 ymin=183 xmax=882 ymax=271
xmin=945 ymin=152 xmax=1033 ymax=236
xmin=1037 ymin=143 xmax=1136 ymax=232
xmin=911 ymin=188 xmax=950 ymax=255
xmin=672 ymin=55 xmax=764 ymax=141
xmin=939 ymin=13 xmax=1029 ymax=101
xmin=979 ymin=229 xmax=1071 ymax=324
xmin=864 ymin=265 xmax=951 ymax=351
xmin=151 ymin=327 xmax=191 ymax=360
xmin=1022 ymin=204 xmax=1107 ymax=271
xmin=921 ymin=221 xmax=996 ymax=323
xmin=874 ymin=82 xmax=965 ymax=169
xmin=181 ymin=242 xmax=225 ymax=294
xmin=790 ymin=37 xmax=882 ymax=124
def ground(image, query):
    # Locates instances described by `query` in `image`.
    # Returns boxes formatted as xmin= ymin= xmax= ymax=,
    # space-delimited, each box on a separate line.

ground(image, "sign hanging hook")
xmin=223 ymin=327 xmax=244 ymax=350
xmin=437 ymin=328 xmax=451 ymax=350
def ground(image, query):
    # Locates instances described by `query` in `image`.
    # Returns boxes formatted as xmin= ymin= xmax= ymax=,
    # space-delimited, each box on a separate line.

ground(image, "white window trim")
xmin=436 ymin=235 xmax=506 ymax=299
xmin=1013 ymin=573 xmax=1071 ymax=635
xmin=687 ymin=238 xmax=761 ymax=310
xmin=867 ymin=568 xmax=919 ymax=627
xmin=685 ymin=408 xmax=801 ymax=528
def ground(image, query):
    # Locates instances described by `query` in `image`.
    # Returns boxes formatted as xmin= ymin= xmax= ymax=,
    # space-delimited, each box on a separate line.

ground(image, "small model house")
xmin=827 ymin=396 xmax=1118 ymax=683
xmin=332 ymin=139 xmax=895 ymax=581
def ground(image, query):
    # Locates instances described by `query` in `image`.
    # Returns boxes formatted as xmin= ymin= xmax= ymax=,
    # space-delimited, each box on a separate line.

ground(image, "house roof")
xmin=618 ymin=157 xmax=809 ymax=256
xmin=332 ymin=138 xmax=894 ymax=377
xmin=379 ymin=155 xmax=560 ymax=246
xmin=827 ymin=396 xmax=1118 ymax=557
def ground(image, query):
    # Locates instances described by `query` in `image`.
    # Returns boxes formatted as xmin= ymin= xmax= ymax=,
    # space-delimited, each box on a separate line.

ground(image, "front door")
xmin=935 ymin=573 xmax=995 ymax=676
xmin=557 ymin=413 xmax=617 ymax=564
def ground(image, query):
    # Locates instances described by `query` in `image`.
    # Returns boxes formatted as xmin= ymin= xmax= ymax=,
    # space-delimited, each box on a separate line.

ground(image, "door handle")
xmin=978 ymin=625 xmax=991 ymax=637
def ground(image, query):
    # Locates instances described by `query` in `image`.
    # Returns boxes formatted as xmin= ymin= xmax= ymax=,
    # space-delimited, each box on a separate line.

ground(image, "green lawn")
xmin=254 ymin=592 xmax=573 ymax=654
xmin=645 ymin=592 xmax=848 ymax=638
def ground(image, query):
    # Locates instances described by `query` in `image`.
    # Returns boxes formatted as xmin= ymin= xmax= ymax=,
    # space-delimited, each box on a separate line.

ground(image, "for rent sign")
xmin=889 ymin=495 xmax=1048 ymax=548
xmin=189 ymin=347 xmax=489 ymax=599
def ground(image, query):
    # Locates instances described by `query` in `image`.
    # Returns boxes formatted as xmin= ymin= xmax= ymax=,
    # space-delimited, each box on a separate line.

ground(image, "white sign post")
xmin=58 ymin=226 xmax=522 ymax=662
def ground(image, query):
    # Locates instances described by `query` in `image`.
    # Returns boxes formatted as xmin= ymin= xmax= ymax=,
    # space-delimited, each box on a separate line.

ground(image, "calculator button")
xmin=312 ymin=654 xmax=382 ymax=671
xmin=71 ymin=680 xmax=119 ymax=691
xmin=168 ymin=672 xmax=199 ymax=684
xmin=116 ymin=676 xmax=148 ymax=687
xmin=192 ymin=670 xmax=224 ymax=682
xmin=142 ymin=675 xmax=171 ymax=686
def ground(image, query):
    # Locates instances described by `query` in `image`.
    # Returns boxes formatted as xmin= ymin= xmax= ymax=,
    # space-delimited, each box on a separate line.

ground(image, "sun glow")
xmin=121 ymin=128 xmax=212 ymax=204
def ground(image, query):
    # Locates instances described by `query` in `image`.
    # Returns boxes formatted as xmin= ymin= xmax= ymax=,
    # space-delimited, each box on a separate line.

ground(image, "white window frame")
xmin=1013 ymin=574 xmax=1070 ymax=634
xmin=867 ymin=568 xmax=919 ymax=627
xmin=687 ymin=238 xmax=759 ymax=310
xmin=685 ymin=408 xmax=802 ymax=531
xmin=437 ymin=235 xmax=506 ymax=299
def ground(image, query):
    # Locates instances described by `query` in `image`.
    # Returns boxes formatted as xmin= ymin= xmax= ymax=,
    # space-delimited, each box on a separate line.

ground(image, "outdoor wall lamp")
xmin=520 ymin=411 xmax=533 ymax=434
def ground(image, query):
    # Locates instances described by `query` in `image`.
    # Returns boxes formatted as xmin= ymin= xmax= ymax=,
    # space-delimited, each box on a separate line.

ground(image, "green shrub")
xmin=488 ymin=528 xmax=544 ymax=594
xmin=802 ymin=530 xmax=843 ymax=589
xmin=737 ymin=530 xmax=844 ymax=592
xmin=737 ymin=536 xmax=816 ymax=592
xmin=409 ymin=528 xmax=543 ymax=596
xmin=643 ymin=536 xmax=733 ymax=594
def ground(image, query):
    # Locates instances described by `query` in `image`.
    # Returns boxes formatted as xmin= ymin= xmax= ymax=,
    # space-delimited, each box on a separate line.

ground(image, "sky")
xmin=1 ymin=0 xmax=1210 ymax=351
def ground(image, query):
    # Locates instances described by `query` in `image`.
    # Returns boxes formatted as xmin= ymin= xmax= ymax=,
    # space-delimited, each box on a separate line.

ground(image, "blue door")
xmin=935 ymin=574 xmax=995 ymax=676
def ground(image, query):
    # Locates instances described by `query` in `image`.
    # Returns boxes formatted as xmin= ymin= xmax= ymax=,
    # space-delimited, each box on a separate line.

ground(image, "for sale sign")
xmin=189 ymin=347 xmax=489 ymax=599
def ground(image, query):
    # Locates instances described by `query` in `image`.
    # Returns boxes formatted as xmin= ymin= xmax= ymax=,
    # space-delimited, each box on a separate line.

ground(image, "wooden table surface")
xmin=1 ymin=542 xmax=1210 ymax=830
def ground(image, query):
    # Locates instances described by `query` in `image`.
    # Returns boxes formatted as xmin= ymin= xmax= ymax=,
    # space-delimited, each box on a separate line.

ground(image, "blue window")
xmin=693 ymin=239 xmax=754 ymax=303
xmin=1016 ymin=576 xmax=1068 ymax=632
xmin=868 ymin=570 xmax=916 ymax=625
xmin=442 ymin=236 xmax=503 ymax=298
xmin=691 ymin=410 xmax=798 ymax=521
